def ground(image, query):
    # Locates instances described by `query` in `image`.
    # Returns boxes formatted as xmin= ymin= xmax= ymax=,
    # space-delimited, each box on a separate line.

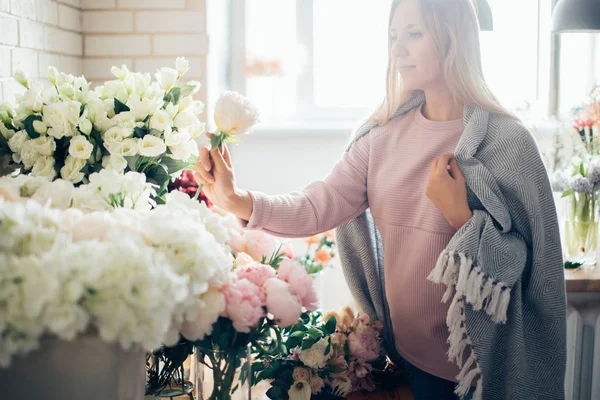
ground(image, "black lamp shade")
xmin=552 ymin=0 xmax=600 ymax=33
xmin=476 ymin=0 xmax=494 ymax=31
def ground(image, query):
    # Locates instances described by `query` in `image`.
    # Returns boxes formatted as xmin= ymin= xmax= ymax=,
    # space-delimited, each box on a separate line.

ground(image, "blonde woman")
xmin=195 ymin=0 xmax=566 ymax=399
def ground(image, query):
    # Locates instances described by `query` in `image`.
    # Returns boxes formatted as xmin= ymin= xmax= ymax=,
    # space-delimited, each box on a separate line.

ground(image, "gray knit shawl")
xmin=335 ymin=91 xmax=566 ymax=400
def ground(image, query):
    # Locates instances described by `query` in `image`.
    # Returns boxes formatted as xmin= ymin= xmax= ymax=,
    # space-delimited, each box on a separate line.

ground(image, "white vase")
xmin=0 ymin=335 xmax=146 ymax=400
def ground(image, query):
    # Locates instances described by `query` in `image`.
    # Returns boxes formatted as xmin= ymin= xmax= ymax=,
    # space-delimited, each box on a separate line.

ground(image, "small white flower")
xmin=68 ymin=135 xmax=94 ymax=160
xmin=214 ymin=91 xmax=259 ymax=136
xmin=8 ymin=130 xmax=29 ymax=153
xmin=102 ymin=154 xmax=128 ymax=172
xmin=299 ymin=338 xmax=331 ymax=368
xmin=111 ymin=65 xmax=130 ymax=81
xmin=31 ymin=136 xmax=56 ymax=156
xmin=155 ymin=68 xmax=179 ymax=92
xmin=33 ymin=120 xmax=47 ymax=135
xmin=19 ymin=82 xmax=44 ymax=112
xmin=106 ymin=138 xmax=138 ymax=157
xmin=149 ymin=110 xmax=173 ymax=132
xmin=60 ymin=156 xmax=86 ymax=183
xmin=44 ymin=101 xmax=80 ymax=139
xmin=31 ymin=156 xmax=57 ymax=181
xmin=176 ymin=57 xmax=190 ymax=76
xmin=14 ymin=69 xmax=29 ymax=89
xmin=138 ymin=135 xmax=167 ymax=157
xmin=79 ymin=119 xmax=92 ymax=135
xmin=47 ymin=66 xmax=59 ymax=86
xmin=20 ymin=140 xmax=40 ymax=169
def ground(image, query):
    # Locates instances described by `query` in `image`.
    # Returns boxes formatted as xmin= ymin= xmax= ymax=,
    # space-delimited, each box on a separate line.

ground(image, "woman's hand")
xmin=194 ymin=134 xmax=253 ymax=220
xmin=426 ymin=153 xmax=472 ymax=230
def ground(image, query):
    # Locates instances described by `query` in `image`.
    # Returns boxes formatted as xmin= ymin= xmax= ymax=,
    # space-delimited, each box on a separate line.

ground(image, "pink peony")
xmin=347 ymin=325 xmax=381 ymax=362
xmin=309 ymin=376 xmax=325 ymax=394
xmin=234 ymin=252 xmax=254 ymax=267
xmin=264 ymin=278 xmax=302 ymax=327
xmin=235 ymin=261 xmax=277 ymax=287
xmin=279 ymin=242 xmax=295 ymax=259
xmin=220 ymin=276 xmax=266 ymax=332
xmin=278 ymin=258 xmax=319 ymax=311
xmin=244 ymin=230 xmax=281 ymax=261
xmin=292 ymin=367 xmax=311 ymax=382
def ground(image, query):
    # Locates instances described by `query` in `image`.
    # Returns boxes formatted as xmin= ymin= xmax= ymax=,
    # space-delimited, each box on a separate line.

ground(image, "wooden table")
xmin=564 ymin=267 xmax=600 ymax=292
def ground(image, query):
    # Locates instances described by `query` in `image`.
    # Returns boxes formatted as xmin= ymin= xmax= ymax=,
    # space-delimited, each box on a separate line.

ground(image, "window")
xmin=229 ymin=0 xmax=599 ymax=127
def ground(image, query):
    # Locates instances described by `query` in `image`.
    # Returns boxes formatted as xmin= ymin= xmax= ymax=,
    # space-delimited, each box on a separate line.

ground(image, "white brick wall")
xmin=0 ymin=0 xmax=208 ymax=104
xmin=82 ymin=0 xmax=208 ymax=102
xmin=0 ymin=0 xmax=83 ymax=102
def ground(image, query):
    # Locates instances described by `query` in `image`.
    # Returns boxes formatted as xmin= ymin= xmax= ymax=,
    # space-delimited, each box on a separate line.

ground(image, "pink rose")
xmin=264 ymin=278 xmax=302 ymax=327
xmin=309 ymin=376 xmax=325 ymax=394
xmin=244 ymin=230 xmax=281 ymax=261
xmin=235 ymin=261 xmax=277 ymax=287
xmin=278 ymin=258 xmax=319 ymax=311
xmin=292 ymin=367 xmax=311 ymax=382
xmin=347 ymin=325 xmax=381 ymax=362
xmin=220 ymin=276 xmax=266 ymax=332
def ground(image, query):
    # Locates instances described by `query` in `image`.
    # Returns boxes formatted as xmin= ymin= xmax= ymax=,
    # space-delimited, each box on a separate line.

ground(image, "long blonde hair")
xmin=371 ymin=0 xmax=512 ymax=125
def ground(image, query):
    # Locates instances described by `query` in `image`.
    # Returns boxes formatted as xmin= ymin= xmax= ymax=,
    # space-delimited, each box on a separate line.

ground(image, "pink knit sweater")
xmin=242 ymin=105 xmax=464 ymax=381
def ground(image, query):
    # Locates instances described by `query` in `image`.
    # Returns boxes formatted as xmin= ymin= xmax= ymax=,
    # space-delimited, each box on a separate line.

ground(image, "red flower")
xmin=168 ymin=170 xmax=212 ymax=208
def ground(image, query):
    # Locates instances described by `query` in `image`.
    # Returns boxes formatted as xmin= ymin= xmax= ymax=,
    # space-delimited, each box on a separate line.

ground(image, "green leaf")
xmin=301 ymin=338 xmax=317 ymax=350
xmin=325 ymin=315 xmax=337 ymax=334
xmin=266 ymin=386 xmax=282 ymax=399
xmin=163 ymin=87 xmax=182 ymax=105
xmin=210 ymin=132 xmax=223 ymax=149
xmin=162 ymin=154 xmax=198 ymax=175
xmin=223 ymin=135 xmax=242 ymax=145
xmin=79 ymin=103 xmax=85 ymax=117
xmin=145 ymin=163 xmax=169 ymax=193
xmin=53 ymin=137 xmax=70 ymax=175
xmin=580 ymin=162 xmax=586 ymax=176
xmin=562 ymin=189 xmax=575 ymax=198
xmin=23 ymin=115 xmax=43 ymax=139
xmin=179 ymin=85 xmax=197 ymax=98
xmin=133 ymin=126 xmax=148 ymax=139
xmin=114 ymin=98 xmax=130 ymax=115
xmin=325 ymin=342 xmax=331 ymax=355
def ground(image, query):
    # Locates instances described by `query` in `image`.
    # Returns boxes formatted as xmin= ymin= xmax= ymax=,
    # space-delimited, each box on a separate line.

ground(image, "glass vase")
xmin=194 ymin=343 xmax=252 ymax=400
xmin=563 ymin=191 xmax=600 ymax=266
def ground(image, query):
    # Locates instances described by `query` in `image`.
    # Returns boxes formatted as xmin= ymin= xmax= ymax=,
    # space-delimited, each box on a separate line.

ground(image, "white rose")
xmin=168 ymin=142 xmax=194 ymax=161
xmin=31 ymin=156 xmax=57 ymax=180
xmin=14 ymin=69 xmax=29 ymax=89
xmin=176 ymin=57 xmax=190 ymax=76
xmin=60 ymin=156 xmax=86 ymax=183
xmin=149 ymin=110 xmax=173 ymax=132
xmin=31 ymin=179 xmax=74 ymax=209
xmin=20 ymin=140 xmax=39 ymax=169
xmin=33 ymin=120 xmax=47 ymax=135
xmin=174 ymin=110 xmax=199 ymax=130
xmin=68 ymin=135 xmax=94 ymax=160
xmin=214 ymin=91 xmax=259 ymax=136
xmin=298 ymin=338 xmax=331 ymax=369
xmin=8 ymin=130 xmax=29 ymax=153
xmin=155 ymin=68 xmax=179 ymax=92
xmin=138 ymin=135 xmax=166 ymax=157
xmin=31 ymin=136 xmax=56 ymax=156
xmin=102 ymin=154 xmax=128 ymax=172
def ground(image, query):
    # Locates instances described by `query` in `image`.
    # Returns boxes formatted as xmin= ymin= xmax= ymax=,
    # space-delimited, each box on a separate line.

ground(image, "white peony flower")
xmin=155 ymin=68 xmax=179 ymax=92
xmin=31 ymin=179 xmax=74 ymax=209
xmin=8 ymin=130 xmax=29 ymax=153
xmin=138 ymin=135 xmax=167 ymax=157
xmin=299 ymin=338 xmax=331 ymax=368
xmin=31 ymin=156 xmax=57 ymax=180
xmin=31 ymin=136 xmax=56 ymax=156
xmin=68 ymin=135 xmax=94 ymax=160
xmin=214 ymin=91 xmax=259 ymax=136
xmin=180 ymin=289 xmax=225 ymax=341
xmin=20 ymin=140 xmax=40 ymax=169
xmin=149 ymin=110 xmax=173 ymax=132
xmin=60 ymin=155 xmax=86 ymax=183
xmin=102 ymin=154 xmax=128 ymax=172
xmin=176 ymin=57 xmax=190 ymax=76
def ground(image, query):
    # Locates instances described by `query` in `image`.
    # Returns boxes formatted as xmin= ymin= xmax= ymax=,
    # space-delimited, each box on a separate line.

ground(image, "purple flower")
xmin=570 ymin=175 xmax=593 ymax=193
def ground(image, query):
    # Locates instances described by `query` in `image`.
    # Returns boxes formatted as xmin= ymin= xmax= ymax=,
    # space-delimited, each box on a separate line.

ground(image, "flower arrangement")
xmin=253 ymin=307 xmax=384 ymax=400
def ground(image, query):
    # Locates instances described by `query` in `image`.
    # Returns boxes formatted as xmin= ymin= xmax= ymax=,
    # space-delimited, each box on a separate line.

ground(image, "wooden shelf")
xmin=564 ymin=267 xmax=600 ymax=292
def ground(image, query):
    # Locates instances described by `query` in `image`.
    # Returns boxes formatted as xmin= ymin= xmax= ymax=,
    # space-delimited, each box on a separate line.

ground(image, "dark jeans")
xmin=403 ymin=360 xmax=474 ymax=400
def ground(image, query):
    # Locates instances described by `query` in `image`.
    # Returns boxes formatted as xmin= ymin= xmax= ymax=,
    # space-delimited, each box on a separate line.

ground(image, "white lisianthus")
xmin=155 ymin=68 xmax=179 ymax=92
xmin=176 ymin=57 xmax=190 ymax=76
xmin=31 ymin=156 xmax=57 ymax=181
xmin=44 ymin=101 xmax=80 ymax=139
xmin=8 ymin=130 xmax=29 ymax=153
xmin=174 ymin=110 xmax=199 ymax=130
xmin=31 ymin=179 xmax=74 ymax=209
xmin=169 ymin=142 xmax=195 ymax=161
xmin=186 ymin=80 xmax=202 ymax=95
xmin=190 ymin=123 xmax=206 ymax=140
xmin=106 ymin=138 xmax=138 ymax=157
xmin=299 ymin=338 xmax=332 ymax=368
xmin=213 ymin=91 xmax=259 ymax=145
xmin=101 ymin=154 xmax=128 ymax=172
xmin=127 ymin=94 xmax=162 ymax=121
xmin=14 ymin=69 xmax=29 ymax=89
xmin=79 ymin=118 xmax=92 ymax=135
xmin=103 ymin=126 xmax=126 ymax=145
xmin=68 ymin=135 xmax=94 ymax=160
xmin=20 ymin=176 xmax=51 ymax=197
xmin=179 ymin=96 xmax=194 ymax=112
xmin=47 ymin=66 xmax=59 ymax=86
xmin=149 ymin=110 xmax=173 ymax=132
xmin=138 ymin=135 xmax=167 ymax=157
xmin=18 ymin=82 xmax=44 ymax=112
xmin=86 ymin=100 xmax=109 ymax=129
xmin=58 ymin=83 xmax=75 ymax=99
xmin=33 ymin=120 xmax=47 ymax=135
xmin=60 ymin=156 xmax=86 ymax=183
xmin=31 ymin=136 xmax=56 ymax=156
xmin=20 ymin=140 xmax=40 ymax=169
xmin=0 ymin=121 xmax=15 ymax=141
xmin=165 ymin=128 xmax=190 ymax=147
xmin=111 ymin=65 xmax=130 ymax=81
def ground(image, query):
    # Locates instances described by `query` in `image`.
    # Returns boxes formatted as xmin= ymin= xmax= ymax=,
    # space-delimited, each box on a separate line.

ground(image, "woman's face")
xmin=389 ymin=0 xmax=444 ymax=91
